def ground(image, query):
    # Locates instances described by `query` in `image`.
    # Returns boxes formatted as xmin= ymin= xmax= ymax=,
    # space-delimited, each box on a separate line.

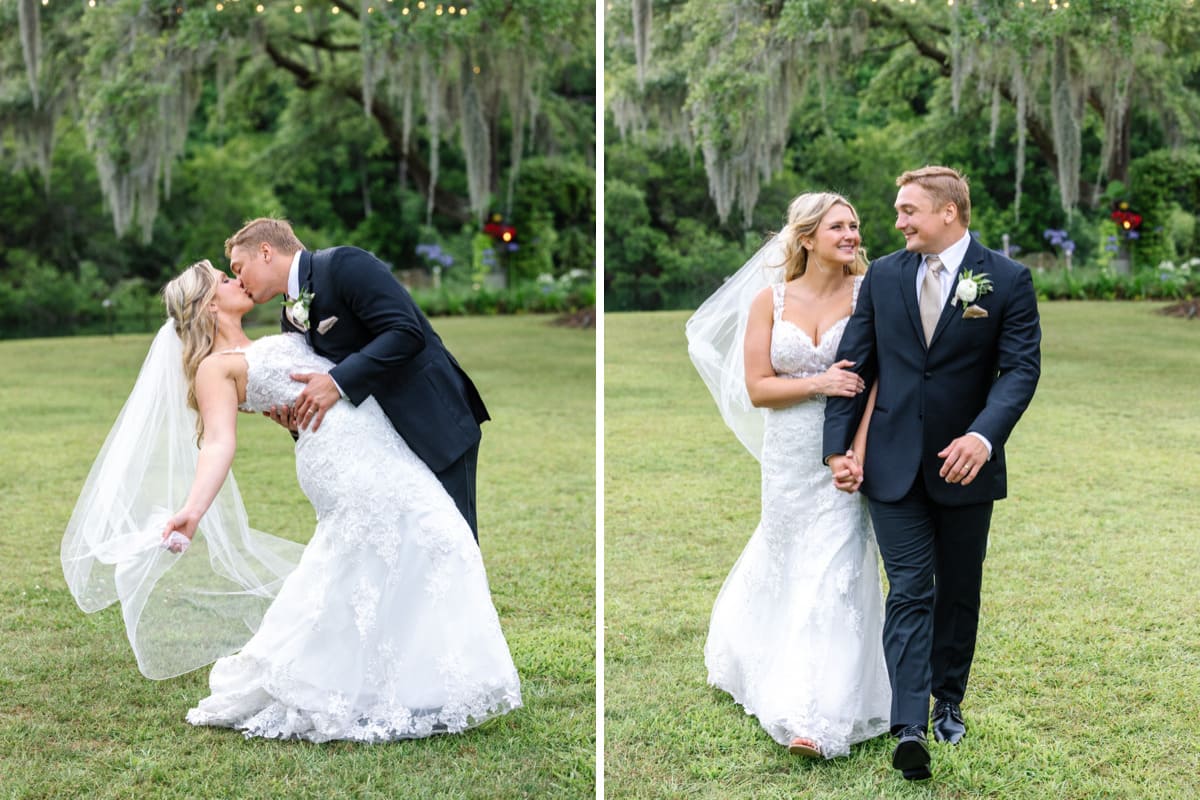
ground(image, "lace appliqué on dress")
xmin=704 ymin=276 xmax=889 ymax=758
xmin=188 ymin=333 xmax=521 ymax=742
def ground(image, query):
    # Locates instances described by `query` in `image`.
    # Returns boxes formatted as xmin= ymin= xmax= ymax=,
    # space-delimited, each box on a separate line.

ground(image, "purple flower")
xmin=1043 ymin=228 xmax=1070 ymax=247
xmin=417 ymin=243 xmax=454 ymax=268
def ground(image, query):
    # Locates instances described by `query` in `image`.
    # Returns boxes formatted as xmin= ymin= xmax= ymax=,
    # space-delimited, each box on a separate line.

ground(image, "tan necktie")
xmin=919 ymin=255 xmax=944 ymax=345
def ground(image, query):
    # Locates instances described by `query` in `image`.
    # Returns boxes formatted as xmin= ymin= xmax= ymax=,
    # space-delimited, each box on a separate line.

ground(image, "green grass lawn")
xmin=0 ymin=316 xmax=595 ymax=800
xmin=604 ymin=302 xmax=1200 ymax=799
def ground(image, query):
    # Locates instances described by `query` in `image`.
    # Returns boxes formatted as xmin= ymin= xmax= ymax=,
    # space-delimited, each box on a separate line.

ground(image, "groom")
xmin=823 ymin=167 xmax=1041 ymax=780
xmin=226 ymin=217 xmax=490 ymax=540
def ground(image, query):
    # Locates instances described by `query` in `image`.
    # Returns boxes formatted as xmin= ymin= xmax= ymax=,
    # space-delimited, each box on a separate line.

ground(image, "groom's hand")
xmin=292 ymin=373 xmax=341 ymax=432
xmin=829 ymin=450 xmax=863 ymax=494
xmin=938 ymin=435 xmax=989 ymax=485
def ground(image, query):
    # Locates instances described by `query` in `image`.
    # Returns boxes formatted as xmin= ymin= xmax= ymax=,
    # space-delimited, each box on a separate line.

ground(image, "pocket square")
xmin=317 ymin=316 xmax=339 ymax=335
xmin=962 ymin=305 xmax=989 ymax=319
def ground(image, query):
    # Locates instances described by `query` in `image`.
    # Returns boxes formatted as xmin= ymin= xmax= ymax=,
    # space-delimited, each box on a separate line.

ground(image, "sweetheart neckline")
xmin=775 ymin=315 xmax=850 ymax=350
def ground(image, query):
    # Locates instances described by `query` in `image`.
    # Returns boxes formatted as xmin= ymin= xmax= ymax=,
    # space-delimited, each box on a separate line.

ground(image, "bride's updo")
xmin=162 ymin=261 xmax=220 ymax=439
xmin=778 ymin=192 xmax=869 ymax=281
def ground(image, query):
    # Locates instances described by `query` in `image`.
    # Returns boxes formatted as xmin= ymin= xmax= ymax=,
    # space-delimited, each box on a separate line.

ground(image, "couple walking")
xmin=63 ymin=218 xmax=521 ymax=742
xmin=689 ymin=166 xmax=1042 ymax=780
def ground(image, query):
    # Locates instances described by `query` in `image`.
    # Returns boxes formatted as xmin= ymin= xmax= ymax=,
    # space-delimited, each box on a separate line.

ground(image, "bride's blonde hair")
xmin=778 ymin=192 xmax=869 ymax=281
xmin=162 ymin=261 xmax=220 ymax=442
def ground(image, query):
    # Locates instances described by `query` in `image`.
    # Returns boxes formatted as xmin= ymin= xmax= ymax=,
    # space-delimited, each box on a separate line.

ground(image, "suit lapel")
xmin=929 ymin=238 xmax=985 ymax=348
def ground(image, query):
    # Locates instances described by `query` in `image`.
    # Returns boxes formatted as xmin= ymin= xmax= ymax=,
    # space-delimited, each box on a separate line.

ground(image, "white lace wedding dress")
xmin=704 ymin=279 xmax=891 ymax=757
xmin=185 ymin=333 xmax=521 ymax=742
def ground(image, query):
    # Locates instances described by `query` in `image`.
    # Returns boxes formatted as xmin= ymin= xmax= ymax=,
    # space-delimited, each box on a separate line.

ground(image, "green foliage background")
xmin=0 ymin=1 xmax=596 ymax=337
xmin=604 ymin=0 xmax=1200 ymax=310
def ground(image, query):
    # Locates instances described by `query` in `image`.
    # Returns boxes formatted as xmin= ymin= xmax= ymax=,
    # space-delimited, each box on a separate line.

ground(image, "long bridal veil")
xmin=61 ymin=321 xmax=303 ymax=679
xmin=685 ymin=235 xmax=785 ymax=462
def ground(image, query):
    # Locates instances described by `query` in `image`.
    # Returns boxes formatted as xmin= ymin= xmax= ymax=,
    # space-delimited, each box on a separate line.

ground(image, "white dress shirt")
xmin=286 ymin=250 xmax=302 ymax=300
xmin=915 ymin=230 xmax=972 ymax=307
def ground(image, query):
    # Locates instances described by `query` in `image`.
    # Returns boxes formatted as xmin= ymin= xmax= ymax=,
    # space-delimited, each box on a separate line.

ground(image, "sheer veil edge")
xmin=685 ymin=235 xmax=786 ymax=462
xmin=61 ymin=321 xmax=303 ymax=679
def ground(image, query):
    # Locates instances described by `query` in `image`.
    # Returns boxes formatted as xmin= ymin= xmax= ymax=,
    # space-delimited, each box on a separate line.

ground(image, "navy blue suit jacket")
xmin=283 ymin=246 xmax=489 ymax=473
xmin=822 ymin=237 xmax=1041 ymax=505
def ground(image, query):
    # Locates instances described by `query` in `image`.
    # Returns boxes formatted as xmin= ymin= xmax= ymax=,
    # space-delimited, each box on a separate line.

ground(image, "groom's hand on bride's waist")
xmin=291 ymin=372 xmax=343 ymax=433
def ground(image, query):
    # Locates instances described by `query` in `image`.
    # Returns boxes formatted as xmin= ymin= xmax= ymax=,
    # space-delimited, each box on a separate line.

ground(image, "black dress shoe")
xmin=932 ymin=699 xmax=966 ymax=744
xmin=891 ymin=725 xmax=931 ymax=781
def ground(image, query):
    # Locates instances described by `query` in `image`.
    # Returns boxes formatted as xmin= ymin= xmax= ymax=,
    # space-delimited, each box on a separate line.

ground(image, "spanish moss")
xmin=459 ymin=48 xmax=492 ymax=224
xmin=17 ymin=0 xmax=40 ymax=110
xmin=632 ymin=0 xmax=652 ymax=90
xmin=1049 ymin=36 xmax=1082 ymax=218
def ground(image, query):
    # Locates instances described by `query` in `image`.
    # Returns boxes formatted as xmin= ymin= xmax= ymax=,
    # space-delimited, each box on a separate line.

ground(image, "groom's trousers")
xmin=868 ymin=470 xmax=993 ymax=733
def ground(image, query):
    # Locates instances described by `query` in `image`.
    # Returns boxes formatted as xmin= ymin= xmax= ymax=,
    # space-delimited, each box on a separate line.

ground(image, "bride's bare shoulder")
xmin=751 ymin=283 xmax=779 ymax=309
xmin=197 ymin=350 xmax=247 ymax=385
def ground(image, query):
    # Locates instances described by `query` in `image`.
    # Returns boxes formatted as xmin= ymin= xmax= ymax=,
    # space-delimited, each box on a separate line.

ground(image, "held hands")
xmin=829 ymin=448 xmax=863 ymax=494
xmin=820 ymin=360 xmax=865 ymax=398
xmin=938 ymin=435 xmax=990 ymax=486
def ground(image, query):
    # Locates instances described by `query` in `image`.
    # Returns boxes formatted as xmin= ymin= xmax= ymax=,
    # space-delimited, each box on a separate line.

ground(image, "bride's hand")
xmin=820 ymin=360 xmax=865 ymax=397
xmin=264 ymin=404 xmax=300 ymax=434
xmin=161 ymin=509 xmax=200 ymax=552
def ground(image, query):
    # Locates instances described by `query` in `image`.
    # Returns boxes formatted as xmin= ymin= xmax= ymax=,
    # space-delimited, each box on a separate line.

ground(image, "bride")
xmin=62 ymin=260 xmax=520 ymax=742
xmin=687 ymin=192 xmax=890 ymax=758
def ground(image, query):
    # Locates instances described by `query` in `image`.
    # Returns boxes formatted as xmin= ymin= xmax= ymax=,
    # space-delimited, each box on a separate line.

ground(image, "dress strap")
xmin=771 ymin=282 xmax=786 ymax=321
xmin=851 ymin=275 xmax=864 ymax=312
xmin=214 ymin=347 xmax=248 ymax=356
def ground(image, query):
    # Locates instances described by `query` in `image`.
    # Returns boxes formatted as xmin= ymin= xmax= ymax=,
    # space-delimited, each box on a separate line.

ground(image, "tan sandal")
xmin=788 ymin=737 xmax=822 ymax=758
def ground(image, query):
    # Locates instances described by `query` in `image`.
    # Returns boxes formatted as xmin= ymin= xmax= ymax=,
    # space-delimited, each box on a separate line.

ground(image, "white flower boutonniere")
xmin=284 ymin=288 xmax=315 ymax=331
xmin=955 ymin=270 xmax=993 ymax=319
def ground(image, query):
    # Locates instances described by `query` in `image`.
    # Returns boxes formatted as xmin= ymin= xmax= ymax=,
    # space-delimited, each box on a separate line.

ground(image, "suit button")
xmin=924 ymin=371 xmax=933 ymax=379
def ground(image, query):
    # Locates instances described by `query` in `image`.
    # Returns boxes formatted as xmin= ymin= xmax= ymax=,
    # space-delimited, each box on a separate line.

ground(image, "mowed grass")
xmin=604 ymin=302 xmax=1200 ymax=799
xmin=0 ymin=316 xmax=595 ymax=799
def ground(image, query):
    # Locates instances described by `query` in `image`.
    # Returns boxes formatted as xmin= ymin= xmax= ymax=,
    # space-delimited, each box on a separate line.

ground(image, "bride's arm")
xmin=744 ymin=288 xmax=865 ymax=409
xmin=162 ymin=357 xmax=241 ymax=544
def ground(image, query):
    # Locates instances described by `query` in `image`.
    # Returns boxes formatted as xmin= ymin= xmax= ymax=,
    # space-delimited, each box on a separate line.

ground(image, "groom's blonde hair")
xmin=224 ymin=218 xmax=305 ymax=258
xmin=896 ymin=166 xmax=971 ymax=226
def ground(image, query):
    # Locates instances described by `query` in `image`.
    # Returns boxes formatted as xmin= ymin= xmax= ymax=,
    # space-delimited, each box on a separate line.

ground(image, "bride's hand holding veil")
xmin=159 ymin=354 xmax=242 ymax=550
xmin=62 ymin=313 xmax=305 ymax=680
